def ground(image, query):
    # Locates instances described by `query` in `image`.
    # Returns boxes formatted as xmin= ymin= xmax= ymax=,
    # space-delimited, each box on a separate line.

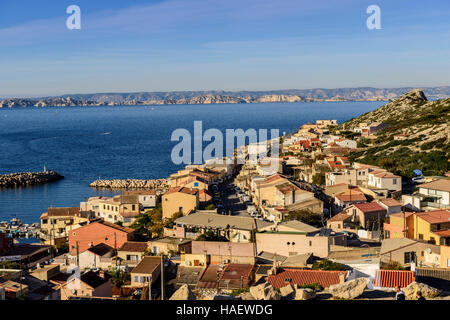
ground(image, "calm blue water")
xmin=0 ymin=102 xmax=381 ymax=223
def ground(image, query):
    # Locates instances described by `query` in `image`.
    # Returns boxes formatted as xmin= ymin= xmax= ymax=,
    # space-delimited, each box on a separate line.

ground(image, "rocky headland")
xmin=0 ymin=171 xmax=64 ymax=188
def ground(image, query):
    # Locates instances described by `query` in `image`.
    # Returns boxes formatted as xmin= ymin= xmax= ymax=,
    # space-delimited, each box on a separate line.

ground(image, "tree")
xmin=283 ymin=209 xmax=323 ymax=228
xmin=312 ymin=173 xmax=325 ymax=187
xmin=196 ymin=230 xmax=228 ymax=242
xmin=0 ymin=261 xmax=21 ymax=269
xmin=110 ymin=268 xmax=130 ymax=296
xmin=312 ymin=259 xmax=347 ymax=271
xmin=130 ymin=205 xmax=164 ymax=240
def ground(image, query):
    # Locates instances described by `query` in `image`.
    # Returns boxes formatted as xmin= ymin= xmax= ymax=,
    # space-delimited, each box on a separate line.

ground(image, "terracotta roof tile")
xmin=416 ymin=210 xmax=450 ymax=224
xmin=118 ymin=241 xmax=148 ymax=252
xmin=353 ymin=202 xmax=386 ymax=213
xmin=268 ymin=269 xmax=348 ymax=288
xmin=373 ymin=270 xmax=415 ymax=288
xmin=418 ymin=179 xmax=450 ymax=192
xmin=378 ymin=198 xmax=402 ymax=207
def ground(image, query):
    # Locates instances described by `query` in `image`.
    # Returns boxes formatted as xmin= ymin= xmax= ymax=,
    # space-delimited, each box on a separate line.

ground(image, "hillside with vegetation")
xmin=344 ymin=89 xmax=450 ymax=178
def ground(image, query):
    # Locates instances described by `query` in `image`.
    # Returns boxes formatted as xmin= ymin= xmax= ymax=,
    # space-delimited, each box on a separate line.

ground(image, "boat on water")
xmin=9 ymin=217 xmax=23 ymax=229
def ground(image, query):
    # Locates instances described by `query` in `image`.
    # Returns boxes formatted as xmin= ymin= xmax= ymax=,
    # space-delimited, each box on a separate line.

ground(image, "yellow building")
xmin=162 ymin=187 xmax=199 ymax=219
xmin=40 ymin=207 xmax=92 ymax=246
xmin=440 ymin=245 xmax=450 ymax=268
xmin=413 ymin=209 xmax=450 ymax=245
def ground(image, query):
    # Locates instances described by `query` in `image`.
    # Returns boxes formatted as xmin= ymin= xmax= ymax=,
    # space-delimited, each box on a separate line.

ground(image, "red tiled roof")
xmin=416 ymin=210 xmax=450 ymax=224
xmin=164 ymin=186 xmax=198 ymax=196
xmin=373 ymin=172 xmax=400 ymax=179
xmin=378 ymin=198 xmax=402 ymax=207
xmin=268 ymin=269 xmax=348 ymax=288
xmin=335 ymin=193 xmax=367 ymax=202
xmin=264 ymin=174 xmax=287 ymax=184
xmin=373 ymin=270 xmax=415 ymax=288
xmin=328 ymin=212 xmax=352 ymax=222
xmin=118 ymin=241 xmax=148 ymax=252
xmin=353 ymin=202 xmax=386 ymax=213
xmin=418 ymin=179 xmax=450 ymax=192
xmin=432 ymin=229 xmax=450 ymax=237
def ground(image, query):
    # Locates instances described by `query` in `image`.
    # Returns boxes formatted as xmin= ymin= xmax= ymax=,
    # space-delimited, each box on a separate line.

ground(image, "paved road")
xmin=217 ymin=182 xmax=250 ymax=217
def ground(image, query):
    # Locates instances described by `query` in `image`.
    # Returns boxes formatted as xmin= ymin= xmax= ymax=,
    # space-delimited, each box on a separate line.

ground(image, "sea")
xmin=0 ymin=101 xmax=381 ymax=224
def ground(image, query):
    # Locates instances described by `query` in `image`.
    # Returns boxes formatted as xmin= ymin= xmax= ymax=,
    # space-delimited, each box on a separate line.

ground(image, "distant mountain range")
xmin=1 ymin=86 xmax=450 ymax=107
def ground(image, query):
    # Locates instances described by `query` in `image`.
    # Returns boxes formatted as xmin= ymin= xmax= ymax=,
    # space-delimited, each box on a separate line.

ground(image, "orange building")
xmin=68 ymin=220 xmax=134 ymax=255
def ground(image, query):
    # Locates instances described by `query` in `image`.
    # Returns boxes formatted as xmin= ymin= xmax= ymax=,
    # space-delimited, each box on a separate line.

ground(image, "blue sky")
xmin=0 ymin=0 xmax=449 ymax=97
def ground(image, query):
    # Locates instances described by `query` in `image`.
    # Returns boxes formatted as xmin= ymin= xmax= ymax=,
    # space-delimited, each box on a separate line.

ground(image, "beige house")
xmin=367 ymin=170 xmax=401 ymax=192
xmin=181 ymin=241 xmax=255 ymax=267
xmin=75 ymin=243 xmax=114 ymax=270
xmin=131 ymin=256 xmax=162 ymax=287
xmin=117 ymin=241 xmax=149 ymax=268
xmin=123 ymin=190 xmax=157 ymax=210
xmin=402 ymin=179 xmax=450 ymax=211
xmin=51 ymin=270 xmax=112 ymax=300
xmin=253 ymin=174 xmax=323 ymax=213
xmin=40 ymin=207 xmax=94 ymax=246
xmin=255 ymin=228 xmax=345 ymax=258
xmin=162 ymin=187 xmax=199 ymax=219
xmin=81 ymin=195 xmax=140 ymax=226
xmin=147 ymin=237 xmax=191 ymax=255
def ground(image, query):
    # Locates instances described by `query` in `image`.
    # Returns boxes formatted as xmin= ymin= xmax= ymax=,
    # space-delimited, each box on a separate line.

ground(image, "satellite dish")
xmin=426 ymin=248 xmax=432 ymax=254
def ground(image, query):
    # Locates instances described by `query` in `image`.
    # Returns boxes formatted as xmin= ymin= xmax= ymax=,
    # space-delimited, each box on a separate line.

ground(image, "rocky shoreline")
xmin=0 ymin=171 xmax=64 ymax=188
xmin=89 ymin=178 xmax=169 ymax=195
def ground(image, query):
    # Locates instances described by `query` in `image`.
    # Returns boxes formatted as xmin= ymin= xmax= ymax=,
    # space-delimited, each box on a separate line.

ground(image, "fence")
xmin=416 ymin=268 xmax=450 ymax=291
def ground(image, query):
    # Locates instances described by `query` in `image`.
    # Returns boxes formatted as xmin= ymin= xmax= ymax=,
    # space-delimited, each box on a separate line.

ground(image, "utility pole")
xmin=148 ymin=276 xmax=152 ymax=301
xmin=114 ymin=232 xmax=117 ymax=267
xmin=160 ymin=255 xmax=165 ymax=300
xmin=76 ymin=241 xmax=79 ymax=267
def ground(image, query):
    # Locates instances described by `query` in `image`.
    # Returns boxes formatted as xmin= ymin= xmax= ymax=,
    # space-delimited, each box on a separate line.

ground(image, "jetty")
xmin=0 ymin=171 xmax=64 ymax=188
xmin=89 ymin=178 xmax=169 ymax=195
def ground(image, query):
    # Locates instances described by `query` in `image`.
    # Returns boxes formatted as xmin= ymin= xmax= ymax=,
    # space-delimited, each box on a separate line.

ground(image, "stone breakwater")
xmin=0 ymin=171 xmax=64 ymax=188
xmin=89 ymin=178 xmax=169 ymax=194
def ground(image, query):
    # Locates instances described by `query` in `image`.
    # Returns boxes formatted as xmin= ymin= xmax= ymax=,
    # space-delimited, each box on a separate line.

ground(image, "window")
xmin=42 ymin=219 xmax=48 ymax=224
xmin=429 ymin=237 xmax=436 ymax=244
xmin=309 ymin=241 xmax=312 ymax=246
xmin=385 ymin=230 xmax=390 ymax=239
xmin=404 ymin=251 xmax=416 ymax=264
xmin=134 ymin=276 xmax=138 ymax=282
xmin=140 ymin=276 xmax=144 ymax=283
xmin=418 ymin=234 xmax=423 ymax=240
xmin=132 ymin=205 xmax=136 ymax=211
xmin=447 ymin=259 xmax=450 ymax=267
xmin=393 ymin=179 xmax=397 ymax=185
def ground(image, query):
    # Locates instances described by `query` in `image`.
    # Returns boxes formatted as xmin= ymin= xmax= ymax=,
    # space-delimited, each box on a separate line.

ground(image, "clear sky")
xmin=0 ymin=0 xmax=449 ymax=97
